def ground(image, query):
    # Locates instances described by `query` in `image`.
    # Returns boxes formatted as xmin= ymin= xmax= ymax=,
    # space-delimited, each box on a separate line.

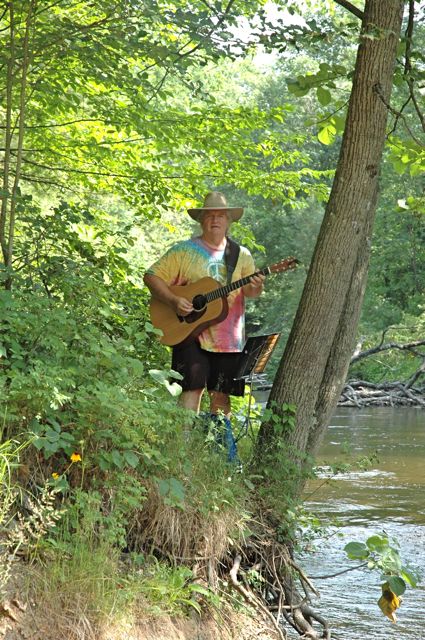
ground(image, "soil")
xmin=1 ymin=605 xmax=277 ymax=640
xmin=0 ymin=565 xmax=277 ymax=640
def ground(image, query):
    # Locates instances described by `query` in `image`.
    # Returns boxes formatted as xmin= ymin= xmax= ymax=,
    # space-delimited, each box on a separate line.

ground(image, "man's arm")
xmin=143 ymin=273 xmax=194 ymax=316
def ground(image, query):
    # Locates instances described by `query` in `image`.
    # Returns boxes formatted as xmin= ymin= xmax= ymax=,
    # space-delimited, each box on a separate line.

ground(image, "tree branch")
xmin=12 ymin=117 xmax=111 ymax=130
xmin=373 ymin=83 xmax=424 ymax=147
xmin=0 ymin=4 xmax=8 ymax=23
xmin=351 ymin=339 xmax=425 ymax=363
xmin=403 ymin=0 xmax=425 ymax=133
xmin=405 ymin=363 xmax=425 ymax=389
xmin=333 ymin=0 xmax=364 ymax=20
xmin=16 ymin=156 xmax=135 ymax=179
xmin=229 ymin=555 xmax=287 ymax=640
xmin=175 ymin=0 xmax=237 ymax=61
xmin=404 ymin=0 xmax=414 ymax=75
xmin=18 ymin=172 xmax=79 ymax=192
xmin=309 ymin=562 xmax=368 ymax=580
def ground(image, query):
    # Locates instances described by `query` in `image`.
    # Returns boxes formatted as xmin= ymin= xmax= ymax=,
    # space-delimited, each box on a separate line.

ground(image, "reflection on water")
xmin=299 ymin=407 xmax=425 ymax=640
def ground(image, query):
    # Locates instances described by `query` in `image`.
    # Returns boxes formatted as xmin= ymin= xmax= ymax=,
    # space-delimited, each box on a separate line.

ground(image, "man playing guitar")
xmin=143 ymin=191 xmax=264 ymax=424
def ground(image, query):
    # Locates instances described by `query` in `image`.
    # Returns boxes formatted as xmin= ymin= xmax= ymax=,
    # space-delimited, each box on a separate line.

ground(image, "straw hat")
xmin=187 ymin=191 xmax=244 ymax=222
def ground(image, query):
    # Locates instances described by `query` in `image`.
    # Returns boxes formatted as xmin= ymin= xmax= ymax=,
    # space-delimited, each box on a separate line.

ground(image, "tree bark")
xmin=6 ymin=1 xmax=36 ymax=289
xmin=0 ymin=2 xmax=15 ymax=265
xmin=1 ymin=1 xmax=36 ymax=289
xmin=256 ymin=0 xmax=405 ymax=489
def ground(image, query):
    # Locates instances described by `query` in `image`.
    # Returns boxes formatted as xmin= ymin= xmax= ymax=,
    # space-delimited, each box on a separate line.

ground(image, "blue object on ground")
xmin=200 ymin=413 xmax=238 ymax=463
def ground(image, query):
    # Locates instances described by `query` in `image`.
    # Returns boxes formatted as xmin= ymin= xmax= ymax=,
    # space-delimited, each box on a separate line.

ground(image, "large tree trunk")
xmin=256 ymin=0 xmax=404 ymax=490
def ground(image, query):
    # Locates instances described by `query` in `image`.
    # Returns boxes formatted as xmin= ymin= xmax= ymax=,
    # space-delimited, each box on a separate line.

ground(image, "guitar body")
xmin=150 ymin=277 xmax=229 ymax=346
xmin=148 ymin=257 xmax=299 ymax=347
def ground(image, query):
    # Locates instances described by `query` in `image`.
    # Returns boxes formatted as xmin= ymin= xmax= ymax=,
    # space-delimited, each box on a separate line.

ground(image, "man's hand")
xmin=173 ymin=296 xmax=193 ymax=316
xmin=144 ymin=273 xmax=194 ymax=316
xmin=244 ymin=273 xmax=265 ymax=298
xmin=249 ymin=274 xmax=265 ymax=289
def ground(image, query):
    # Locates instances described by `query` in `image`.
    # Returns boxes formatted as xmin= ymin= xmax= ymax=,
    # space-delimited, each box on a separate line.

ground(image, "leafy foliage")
xmin=344 ymin=533 xmax=419 ymax=597
xmin=1 ymin=0 xmax=424 ymax=631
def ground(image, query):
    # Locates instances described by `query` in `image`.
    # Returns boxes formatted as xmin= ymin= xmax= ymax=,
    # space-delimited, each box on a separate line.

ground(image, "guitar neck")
xmin=205 ymin=267 xmax=271 ymax=303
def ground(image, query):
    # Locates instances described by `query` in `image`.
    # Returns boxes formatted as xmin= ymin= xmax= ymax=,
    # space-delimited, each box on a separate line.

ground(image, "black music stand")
xmin=233 ymin=333 xmax=280 ymax=440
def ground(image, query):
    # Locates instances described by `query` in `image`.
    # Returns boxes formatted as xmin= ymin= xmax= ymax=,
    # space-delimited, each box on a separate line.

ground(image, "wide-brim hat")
xmin=188 ymin=191 xmax=243 ymax=222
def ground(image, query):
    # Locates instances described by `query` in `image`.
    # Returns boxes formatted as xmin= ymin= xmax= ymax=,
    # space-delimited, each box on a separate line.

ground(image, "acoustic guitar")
xmin=149 ymin=257 xmax=299 ymax=347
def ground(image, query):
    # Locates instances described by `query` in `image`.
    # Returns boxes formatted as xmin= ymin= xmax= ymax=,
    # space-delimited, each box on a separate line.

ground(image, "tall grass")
xmin=0 ymin=433 xmax=29 ymax=596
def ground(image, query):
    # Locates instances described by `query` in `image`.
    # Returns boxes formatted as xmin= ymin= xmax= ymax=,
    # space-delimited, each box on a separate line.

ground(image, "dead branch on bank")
xmin=339 ymin=339 xmax=425 ymax=407
xmin=339 ymin=378 xmax=425 ymax=407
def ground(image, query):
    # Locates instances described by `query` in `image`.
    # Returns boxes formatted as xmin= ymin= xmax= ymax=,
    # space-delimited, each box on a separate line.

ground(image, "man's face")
xmin=201 ymin=209 xmax=230 ymax=236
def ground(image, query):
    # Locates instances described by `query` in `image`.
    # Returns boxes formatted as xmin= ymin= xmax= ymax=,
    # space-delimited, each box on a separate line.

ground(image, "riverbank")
xmin=1 ymin=556 xmax=278 ymax=640
xmin=1 ymin=594 xmax=274 ymax=640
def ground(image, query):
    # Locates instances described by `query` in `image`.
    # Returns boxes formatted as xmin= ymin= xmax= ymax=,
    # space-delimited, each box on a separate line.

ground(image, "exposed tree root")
xmin=130 ymin=483 xmax=330 ymax=638
xmin=229 ymin=554 xmax=287 ymax=640
xmin=219 ymin=511 xmax=330 ymax=640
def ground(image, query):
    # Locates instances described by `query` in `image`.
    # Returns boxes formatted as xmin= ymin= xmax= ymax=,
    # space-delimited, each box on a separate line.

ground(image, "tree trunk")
xmin=0 ymin=1 xmax=35 ymax=289
xmin=256 ymin=0 xmax=405 ymax=491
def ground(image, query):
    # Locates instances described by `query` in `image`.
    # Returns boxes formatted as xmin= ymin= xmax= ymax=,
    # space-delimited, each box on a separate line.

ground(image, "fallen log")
xmin=339 ymin=380 xmax=425 ymax=407
xmin=338 ymin=337 xmax=425 ymax=407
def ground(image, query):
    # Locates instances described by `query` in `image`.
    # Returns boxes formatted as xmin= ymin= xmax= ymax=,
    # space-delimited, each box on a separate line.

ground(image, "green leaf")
xmin=366 ymin=535 xmax=389 ymax=552
xmin=123 ymin=450 xmax=139 ymax=468
xmin=158 ymin=477 xmax=185 ymax=507
xmin=111 ymin=449 xmax=124 ymax=469
xmin=400 ymin=569 xmax=418 ymax=588
xmin=386 ymin=576 xmax=406 ymax=596
xmin=164 ymin=380 xmax=182 ymax=396
xmin=318 ymin=123 xmax=337 ymax=145
xmin=149 ymin=368 xmax=171 ymax=384
xmin=286 ymin=79 xmax=310 ymax=97
xmin=149 ymin=368 xmax=182 ymax=396
xmin=410 ymin=162 xmax=424 ymax=177
xmin=316 ymin=86 xmax=332 ymax=106
xmin=344 ymin=541 xmax=369 ymax=560
xmin=32 ymin=437 xmax=46 ymax=451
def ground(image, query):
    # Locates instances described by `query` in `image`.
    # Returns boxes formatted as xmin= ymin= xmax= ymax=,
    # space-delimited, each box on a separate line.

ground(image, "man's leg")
xmin=207 ymin=351 xmax=244 ymax=416
xmin=206 ymin=352 xmax=244 ymax=463
xmin=179 ymin=388 xmax=204 ymax=413
xmin=208 ymin=390 xmax=231 ymax=417
xmin=172 ymin=342 xmax=208 ymax=423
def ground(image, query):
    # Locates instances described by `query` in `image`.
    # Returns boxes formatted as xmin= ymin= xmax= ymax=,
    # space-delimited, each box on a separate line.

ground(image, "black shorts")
xmin=171 ymin=341 xmax=245 ymax=396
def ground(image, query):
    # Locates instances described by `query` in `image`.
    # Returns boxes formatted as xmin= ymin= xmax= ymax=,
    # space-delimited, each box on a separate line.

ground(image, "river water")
xmin=298 ymin=406 xmax=425 ymax=640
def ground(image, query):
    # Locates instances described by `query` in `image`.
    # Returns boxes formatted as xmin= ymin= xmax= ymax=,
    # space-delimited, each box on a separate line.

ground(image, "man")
xmin=143 ymin=191 xmax=264 ymax=420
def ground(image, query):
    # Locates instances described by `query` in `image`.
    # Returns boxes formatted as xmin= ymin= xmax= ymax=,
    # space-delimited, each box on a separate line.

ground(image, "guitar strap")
xmin=224 ymin=237 xmax=240 ymax=285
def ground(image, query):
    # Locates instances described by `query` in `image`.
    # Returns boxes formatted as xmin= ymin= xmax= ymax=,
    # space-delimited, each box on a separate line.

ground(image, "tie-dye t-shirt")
xmin=146 ymin=236 xmax=255 ymax=352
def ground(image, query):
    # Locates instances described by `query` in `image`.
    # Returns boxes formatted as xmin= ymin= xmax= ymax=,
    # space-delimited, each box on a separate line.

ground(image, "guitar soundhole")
xmin=192 ymin=294 xmax=207 ymax=311
xmin=178 ymin=294 xmax=207 ymax=325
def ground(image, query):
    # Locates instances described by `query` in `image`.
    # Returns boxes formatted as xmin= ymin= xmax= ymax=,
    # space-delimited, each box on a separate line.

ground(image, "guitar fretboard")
xmin=205 ymin=267 xmax=271 ymax=303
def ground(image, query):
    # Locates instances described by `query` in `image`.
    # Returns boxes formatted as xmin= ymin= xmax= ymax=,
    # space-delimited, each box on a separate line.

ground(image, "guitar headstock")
xmin=269 ymin=257 xmax=300 ymax=274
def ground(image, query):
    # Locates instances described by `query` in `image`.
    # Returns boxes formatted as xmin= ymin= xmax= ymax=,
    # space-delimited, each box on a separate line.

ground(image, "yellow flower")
xmin=52 ymin=472 xmax=60 ymax=479
xmin=70 ymin=453 xmax=82 ymax=463
xmin=378 ymin=583 xmax=400 ymax=623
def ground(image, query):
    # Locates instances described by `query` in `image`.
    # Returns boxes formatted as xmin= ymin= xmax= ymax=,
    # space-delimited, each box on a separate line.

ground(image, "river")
xmin=298 ymin=406 xmax=425 ymax=640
